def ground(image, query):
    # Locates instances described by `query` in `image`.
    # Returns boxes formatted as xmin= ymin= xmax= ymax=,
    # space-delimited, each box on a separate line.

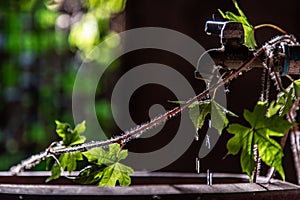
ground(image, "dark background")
xmin=122 ymin=0 xmax=300 ymax=183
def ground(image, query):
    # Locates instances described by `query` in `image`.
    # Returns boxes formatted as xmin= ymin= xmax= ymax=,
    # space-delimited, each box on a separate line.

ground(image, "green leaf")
xmin=99 ymin=162 xmax=133 ymax=186
xmin=55 ymin=120 xmax=86 ymax=146
xmin=76 ymin=165 xmax=105 ymax=185
xmin=74 ymin=120 xmax=86 ymax=135
xmin=267 ymin=101 xmax=281 ymax=117
xmin=46 ymin=162 xmax=62 ymax=182
xmin=55 ymin=120 xmax=72 ymax=145
xmin=240 ymin=144 xmax=255 ymax=179
xmin=187 ymin=100 xmax=236 ymax=136
xmin=226 ymin=101 xmax=293 ymax=180
xmin=189 ymin=100 xmax=210 ymax=132
xmin=81 ymin=143 xmax=134 ymax=186
xmin=243 ymin=101 xmax=267 ymax=128
xmin=211 ymin=101 xmax=237 ymax=135
xmin=276 ymin=81 xmax=300 ymax=117
xmin=218 ymin=0 xmax=257 ymax=49
xmin=227 ymin=124 xmax=249 ymax=155
xmin=109 ymin=0 xmax=127 ymax=13
xmin=293 ymin=80 xmax=300 ymax=98
xmin=47 ymin=152 xmax=84 ymax=182
xmin=60 ymin=152 xmax=84 ymax=173
xmin=279 ymin=89 xmax=293 ymax=116
xmin=47 ymin=121 xmax=87 ymax=182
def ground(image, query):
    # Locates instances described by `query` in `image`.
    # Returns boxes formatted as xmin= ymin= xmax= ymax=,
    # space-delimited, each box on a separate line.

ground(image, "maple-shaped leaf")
xmin=218 ymin=0 xmax=257 ymax=49
xmin=227 ymin=101 xmax=293 ymax=180
xmin=98 ymin=162 xmax=134 ymax=186
xmin=78 ymin=143 xmax=134 ymax=186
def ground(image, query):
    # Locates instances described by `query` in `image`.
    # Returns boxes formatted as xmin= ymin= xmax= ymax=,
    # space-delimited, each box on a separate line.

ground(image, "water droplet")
xmin=196 ymin=157 xmax=200 ymax=174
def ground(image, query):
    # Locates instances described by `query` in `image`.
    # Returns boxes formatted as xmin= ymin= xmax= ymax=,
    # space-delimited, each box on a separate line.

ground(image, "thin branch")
xmin=254 ymin=24 xmax=287 ymax=34
xmin=252 ymin=144 xmax=260 ymax=183
xmin=12 ymin=35 xmax=296 ymax=174
xmin=11 ymin=40 xmax=272 ymax=174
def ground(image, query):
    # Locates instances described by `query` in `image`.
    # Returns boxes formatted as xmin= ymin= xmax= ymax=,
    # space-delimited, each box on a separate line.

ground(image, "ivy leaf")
xmin=218 ymin=0 xmax=257 ymax=49
xmin=227 ymin=101 xmax=293 ymax=180
xmin=79 ymin=143 xmax=134 ymax=186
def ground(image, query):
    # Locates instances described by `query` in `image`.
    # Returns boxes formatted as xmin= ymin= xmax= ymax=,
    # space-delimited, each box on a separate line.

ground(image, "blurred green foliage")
xmin=0 ymin=0 xmax=126 ymax=170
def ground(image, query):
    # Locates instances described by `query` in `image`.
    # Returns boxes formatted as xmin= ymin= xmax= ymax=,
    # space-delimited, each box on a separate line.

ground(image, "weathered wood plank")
xmin=0 ymin=172 xmax=300 ymax=200
xmin=0 ymin=181 xmax=299 ymax=196
xmin=260 ymin=180 xmax=300 ymax=191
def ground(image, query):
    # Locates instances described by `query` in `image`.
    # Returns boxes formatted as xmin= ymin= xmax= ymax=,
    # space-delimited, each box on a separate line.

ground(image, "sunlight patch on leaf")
xmin=78 ymin=143 xmax=134 ymax=186
xmin=227 ymin=101 xmax=293 ymax=180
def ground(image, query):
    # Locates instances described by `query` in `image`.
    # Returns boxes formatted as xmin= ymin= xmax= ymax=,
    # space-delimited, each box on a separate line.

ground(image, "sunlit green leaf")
xmin=227 ymin=124 xmax=248 ymax=155
xmin=227 ymin=101 xmax=293 ymax=180
xmin=47 ymin=121 xmax=87 ymax=181
xmin=99 ymin=162 xmax=133 ymax=186
xmin=46 ymin=161 xmax=61 ymax=182
xmin=293 ymin=80 xmax=300 ymax=98
xmin=218 ymin=0 xmax=257 ymax=49
xmin=276 ymin=81 xmax=300 ymax=117
xmin=267 ymin=101 xmax=282 ymax=117
xmin=109 ymin=0 xmax=127 ymax=13
xmin=80 ymin=143 xmax=134 ymax=186
xmin=55 ymin=120 xmax=86 ymax=146
xmin=189 ymin=100 xmax=210 ymax=133
xmin=211 ymin=101 xmax=237 ymax=134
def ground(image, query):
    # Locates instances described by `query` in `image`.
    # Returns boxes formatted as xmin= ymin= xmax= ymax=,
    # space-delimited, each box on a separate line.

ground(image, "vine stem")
xmin=252 ymin=144 xmax=260 ymax=183
xmin=10 ymin=47 xmax=265 ymax=174
xmin=254 ymin=24 xmax=287 ymax=34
